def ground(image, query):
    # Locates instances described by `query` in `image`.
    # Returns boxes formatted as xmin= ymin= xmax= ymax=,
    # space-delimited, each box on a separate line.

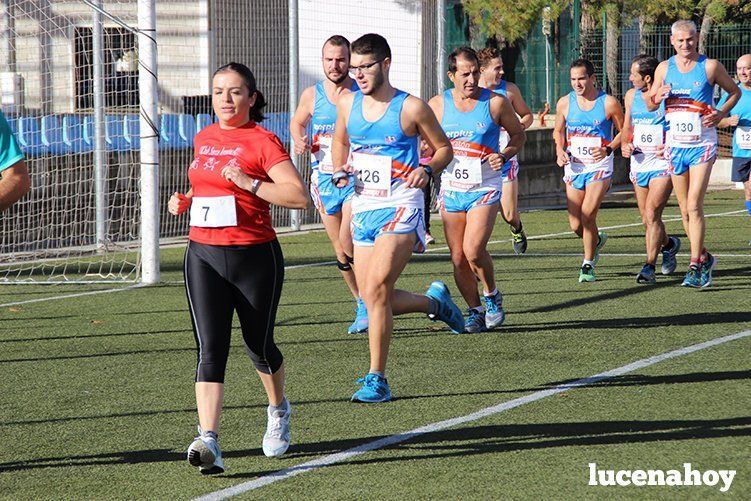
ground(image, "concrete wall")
xmin=516 ymin=127 xmax=630 ymax=208
xmin=0 ymin=0 xmax=209 ymax=115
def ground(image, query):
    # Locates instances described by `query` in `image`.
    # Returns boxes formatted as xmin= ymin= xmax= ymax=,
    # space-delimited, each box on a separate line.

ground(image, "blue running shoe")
xmin=700 ymin=253 xmax=716 ymax=288
xmin=351 ymin=373 xmax=392 ymax=403
xmin=483 ymin=291 xmax=505 ymax=329
xmin=425 ymin=281 xmax=465 ymax=333
xmin=464 ymin=308 xmax=486 ymax=333
xmin=636 ymin=264 xmax=657 ymax=284
xmin=592 ymin=231 xmax=608 ymax=266
xmin=681 ymin=266 xmax=701 ymax=288
xmin=660 ymin=236 xmax=681 ymax=275
xmin=347 ymin=298 xmax=368 ymax=334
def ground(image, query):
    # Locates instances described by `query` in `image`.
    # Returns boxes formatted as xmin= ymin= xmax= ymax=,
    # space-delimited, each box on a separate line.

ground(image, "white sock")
xmin=582 ymin=259 xmax=594 ymax=267
xmin=483 ymin=288 xmax=498 ymax=297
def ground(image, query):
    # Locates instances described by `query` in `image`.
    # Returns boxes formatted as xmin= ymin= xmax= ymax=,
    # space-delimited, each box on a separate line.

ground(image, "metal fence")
xmin=579 ymin=23 xmax=751 ymax=157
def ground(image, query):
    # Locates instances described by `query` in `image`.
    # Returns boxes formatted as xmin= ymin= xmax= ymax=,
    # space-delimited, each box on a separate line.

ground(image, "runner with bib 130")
xmin=649 ymin=20 xmax=741 ymax=288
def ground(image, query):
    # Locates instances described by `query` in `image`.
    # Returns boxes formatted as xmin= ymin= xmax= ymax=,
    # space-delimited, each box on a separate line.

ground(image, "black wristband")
xmin=605 ymin=146 xmax=613 ymax=156
xmin=420 ymin=164 xmax=433 ymax=178
xmin=499 ymin=152 xmax=508 ymax=165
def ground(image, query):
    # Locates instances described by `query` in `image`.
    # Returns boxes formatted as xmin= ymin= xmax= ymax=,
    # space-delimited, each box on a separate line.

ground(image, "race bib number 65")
xmin=190 ymin=195 xmax=238 ymax=228
xmin=447 ymin=156 xmax=483 ymax=191
xmin=351 ymin=152 xmax=392 ymax=198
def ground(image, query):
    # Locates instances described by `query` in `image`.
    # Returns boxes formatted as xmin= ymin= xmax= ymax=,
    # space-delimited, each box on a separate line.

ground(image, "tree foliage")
xmin=461 ymin=0 xmax=570 ymax=44
xmin=461 ymin=0 xmax=750 ymax=45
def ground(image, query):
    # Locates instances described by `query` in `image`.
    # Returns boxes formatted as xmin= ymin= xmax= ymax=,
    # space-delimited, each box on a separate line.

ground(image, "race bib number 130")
xmin=669 ymin=111 xmax=701 ymax=143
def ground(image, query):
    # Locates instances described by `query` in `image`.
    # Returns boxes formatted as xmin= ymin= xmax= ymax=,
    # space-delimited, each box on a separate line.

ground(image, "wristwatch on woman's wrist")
xmin=419 ymin=164 xmax=433 ymax=178
xmin=250 ymin=178 xmax=262 ymax=194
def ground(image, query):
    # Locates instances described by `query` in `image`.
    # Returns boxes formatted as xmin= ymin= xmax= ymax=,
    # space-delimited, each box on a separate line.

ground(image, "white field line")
xmin=423 ymin=252 xmax=751 ymax=259
xmin=1 ymin=209 xmax=743 ymax=308
xmin=195 ymin=329 xmax=751 ymax=500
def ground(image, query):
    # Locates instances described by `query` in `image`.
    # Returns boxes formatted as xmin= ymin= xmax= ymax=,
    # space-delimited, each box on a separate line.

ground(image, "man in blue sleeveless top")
xmin=428 ymin=47 xmax=525 ymax=333
xmin=554 ymin=59 xmax=624 ymax=283
xmin=0 ymin=111 xmax=28 ymax=211
xmin=649 ymin=20 xmax=741 ymax=287
xmin=718 ymin=54 xmax=751 ymax=237
xmin=331 ymin=33 xmax=464 ymax=403
xmin=291 ymin=35 xmax=368 ymax=335
xmin=477 ymin=47 xmax=534 ymax=254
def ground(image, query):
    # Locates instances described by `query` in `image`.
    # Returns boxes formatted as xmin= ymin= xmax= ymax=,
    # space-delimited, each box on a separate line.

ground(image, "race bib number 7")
xmin=669 ymin=111 xmax=701 ymax=143
xmin=570 ymin=136 xmax=602 ymax=164
xmin=736 ymin=126 xmax=751 ymax=150
xmin=351 ymin=152 xmax=392 ymax=198
xmin=190 ymin=195 xmax=237 ymax=228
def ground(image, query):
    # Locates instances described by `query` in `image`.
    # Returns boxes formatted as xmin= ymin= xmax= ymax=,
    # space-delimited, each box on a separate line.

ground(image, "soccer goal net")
xmin=0 ymin=0 xmax=157 ymax=283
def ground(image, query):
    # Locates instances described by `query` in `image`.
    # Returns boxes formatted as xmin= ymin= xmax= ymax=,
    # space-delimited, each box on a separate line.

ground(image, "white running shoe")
xmin=263 ymin=400 xmax=292 ymax=457
xmin=187 ymin=429 xmax=224 ymax=475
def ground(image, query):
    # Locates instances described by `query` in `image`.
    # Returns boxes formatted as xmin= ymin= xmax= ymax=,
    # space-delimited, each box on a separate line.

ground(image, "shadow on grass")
xmin=221 ymin=415 xmax=751 ymax=480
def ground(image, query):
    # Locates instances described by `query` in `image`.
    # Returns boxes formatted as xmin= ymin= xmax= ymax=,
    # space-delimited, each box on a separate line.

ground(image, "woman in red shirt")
xmin=168 ymin=62 xmax=309 ymax=474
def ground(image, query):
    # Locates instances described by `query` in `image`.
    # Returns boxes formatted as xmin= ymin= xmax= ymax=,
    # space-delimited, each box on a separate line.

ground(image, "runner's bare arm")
xmin=409 ymin=96 xmax=453 ymax=178
xmin=290 ymin=86 xmax=315 ymax=155
xmin=621 ymin=89 xmax=635 ymax=158
xmin=647 ymin=61 xmax=669 ymax=111
xmin=507 ymin=82 xmax=534 ymax=129
xmin=553 ymin=96 xmax=569 ymax=166
xmin=706 ymin=59 xmax=741 ymax=126
xmin=490 ymin=94 xmax=525 ymax=159
xmin=331 ymin=92 xmax=355 ymax=187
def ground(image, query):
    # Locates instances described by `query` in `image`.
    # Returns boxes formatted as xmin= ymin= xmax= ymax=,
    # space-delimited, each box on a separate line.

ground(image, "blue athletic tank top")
xmin=347 ymin=89 xmax=421 ymax=212
xmin=492 ymin=80 xmax=507 ymax=97
xmin=718 ymin=86 xmax=751 ymax=158
xmin=566 ymin=91 xmax=613 ymax=173
xmin=630 ymin=89 xmax=668 ymax=172
xmin=664 ymin=55 xmax=716 ymax=146
xmin=310 ymin=80 xmax=358 ymax=173
xmin=440 ymin=88 xmax=501 ymax=191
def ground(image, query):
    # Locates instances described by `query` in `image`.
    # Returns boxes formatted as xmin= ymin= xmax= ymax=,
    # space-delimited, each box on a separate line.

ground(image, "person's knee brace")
xmin=337 ymin=254 xmax=354 ymax=271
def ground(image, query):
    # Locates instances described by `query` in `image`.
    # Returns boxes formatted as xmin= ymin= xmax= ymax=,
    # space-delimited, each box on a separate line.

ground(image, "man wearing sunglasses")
xmin=331 ymin=33 xmax=464 ymax=403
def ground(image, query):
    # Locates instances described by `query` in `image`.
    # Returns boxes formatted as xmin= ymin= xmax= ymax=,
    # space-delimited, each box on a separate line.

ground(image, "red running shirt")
xmin=188 ymin=121 xmax=290 ymax=245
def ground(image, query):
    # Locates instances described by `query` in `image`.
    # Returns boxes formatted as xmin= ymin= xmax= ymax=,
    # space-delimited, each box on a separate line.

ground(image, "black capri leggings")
xmin=184 ymin=239 xmax=285 ymax=382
